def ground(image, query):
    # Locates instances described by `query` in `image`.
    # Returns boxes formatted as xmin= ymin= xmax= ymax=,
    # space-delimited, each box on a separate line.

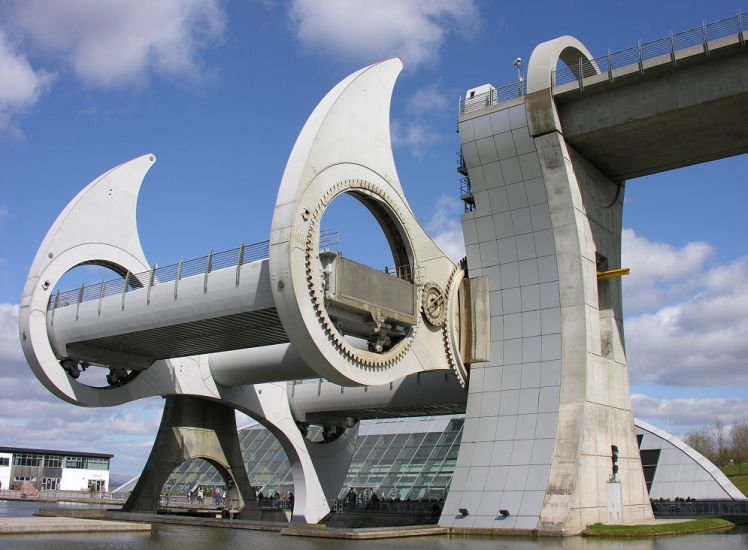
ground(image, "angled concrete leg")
xmin=305 ymin=424 xmax=359 ymax=505
xmin=123 ymin=395 xmax=259 ymax=518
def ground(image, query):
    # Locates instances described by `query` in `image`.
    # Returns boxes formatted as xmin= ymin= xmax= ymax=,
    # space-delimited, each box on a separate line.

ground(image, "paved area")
xmin=36 ymin=507 xmax=288 ymax=532
xmin=281 ymin=524 xmax=448 ymax=539
xmin=0 ymin=516 xmax=151 ymax=535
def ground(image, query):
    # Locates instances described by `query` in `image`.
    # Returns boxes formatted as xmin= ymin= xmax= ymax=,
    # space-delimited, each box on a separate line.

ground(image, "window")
xmin=42 ymin=478 xmax=60 ymax=490
xmin=13 ymin=453 xmax=42 ymax=467
xmin=65 ymin=456 xmax=86 ymax=469
xmin=45 ymin=456 xmax=62 ymax=468
xmin=86 ymin=457 xmax=110 ymax=471
xmin=0 ymin=457 xmax=9 ymax=466
xmin=88 ymin=479 xmax=105 ymax=492
xmin=639 ymin=448 xmax=661 ymax=492
xmin=64 ymin=456 xmax=109 ymax=470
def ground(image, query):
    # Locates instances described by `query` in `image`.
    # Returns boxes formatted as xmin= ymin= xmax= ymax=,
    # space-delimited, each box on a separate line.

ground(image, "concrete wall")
xmin=60 ymin=467 xmax=109 ymax=492
xmin=441 ymin=89 xmax=651 ymax=533
xmin=441 ymin=100 xmax=563 ymax=531
xmin=0 ymin=452 xmax=11 ymax=490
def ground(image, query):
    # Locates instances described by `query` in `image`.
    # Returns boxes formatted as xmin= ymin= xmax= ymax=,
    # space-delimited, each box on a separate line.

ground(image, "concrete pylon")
xmin=123 ymin=395 xmax=259 ymax=518
xmin=440 ymin=35 xmax=652 ymax=534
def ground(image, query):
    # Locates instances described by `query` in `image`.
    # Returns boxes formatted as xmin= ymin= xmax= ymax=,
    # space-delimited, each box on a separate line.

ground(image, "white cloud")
xmin=0 ymin=303 xmax=24 ymax=365
xmin=391 ymin=119 xmax=441 ymax=158
xmin=0 ymin=302 xmax=162 ymax=476
xmin=407 ymin=82 xmax=449 ymax=114
xmin=0 ymin=28 xmax=52 ymax=136
xmin=288 ymin=0 xmax=478 ymax=68
xmin=0 ymin=368 xmax=163 ymax=475
xmin=392 ymin=83 xmax=449 ymax=157
xmin=11 ymin=0 xmax=226 ymax=86
xmin=622 ymin=228 xmax=714 ymax=313
xmin=632 ymin=394 xmax=748 ymax=435
xmin=625 ymin=255 xmax=748 ymax=387
xmin=427 ymin=194 xmax=464 ymax=262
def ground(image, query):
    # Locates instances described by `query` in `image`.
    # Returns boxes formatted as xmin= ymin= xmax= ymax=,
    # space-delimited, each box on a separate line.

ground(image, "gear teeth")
xmin=442 ymin=264 xmax=468 ymax=389
xmin=302 ymin=179 xmax=414 ymax=370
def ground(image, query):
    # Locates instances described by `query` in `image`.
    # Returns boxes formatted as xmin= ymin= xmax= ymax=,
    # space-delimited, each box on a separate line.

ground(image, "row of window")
xmin=11 ymin=453 xmax=109 ymax=470
xmin=13 ymin=477 xmax=103 ymax=491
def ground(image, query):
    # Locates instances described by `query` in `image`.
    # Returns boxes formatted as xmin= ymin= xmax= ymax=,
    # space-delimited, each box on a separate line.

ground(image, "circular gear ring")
xmin=442 ymin=260 xmax=469 ymax=388
xmin=302 ymin=179 xmax=416 ymax=370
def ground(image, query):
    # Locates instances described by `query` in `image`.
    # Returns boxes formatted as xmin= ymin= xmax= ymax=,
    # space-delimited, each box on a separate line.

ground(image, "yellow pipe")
xmin=597 ymin=268 xmax=630 ymax=280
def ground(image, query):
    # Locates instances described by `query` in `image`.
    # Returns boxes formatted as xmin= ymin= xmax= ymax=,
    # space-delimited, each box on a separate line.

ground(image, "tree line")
xmin=683 ymin=419 xmax=748 ymax=468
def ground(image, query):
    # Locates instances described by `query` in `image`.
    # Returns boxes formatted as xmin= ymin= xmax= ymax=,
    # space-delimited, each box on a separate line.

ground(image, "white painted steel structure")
xmin=19 ymin=59 xmax=480 ymax=525
xmin=18 ymin=16 xmax=748 ymax=533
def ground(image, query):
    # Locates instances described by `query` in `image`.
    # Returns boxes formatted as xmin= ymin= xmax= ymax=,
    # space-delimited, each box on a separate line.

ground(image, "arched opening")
xmin=162 ymin=457 xmax=237 ymax=510
xmin=49 ymin=263 xmax=143 ymax=388
xmin=320 ymin=192 xmax=400 ymax=272
xmin=317 ymin=191 xmax=415 ymax=355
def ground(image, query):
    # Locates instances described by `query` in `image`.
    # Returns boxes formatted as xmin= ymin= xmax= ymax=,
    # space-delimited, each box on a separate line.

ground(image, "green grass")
xmin=727 ymin=475 xmax=748 ymax=496
xmin=721 ymin=464 xmax=748 ymax=497
xmin=721 ymin=463 xmax=748 ymax=476
xmin=582 ymin=518 xmax=735 ymax=537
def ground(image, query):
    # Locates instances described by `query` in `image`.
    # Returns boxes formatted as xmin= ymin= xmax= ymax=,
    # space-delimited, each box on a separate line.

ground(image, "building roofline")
xmin=0 ymin=446 xmax=113 ymax=459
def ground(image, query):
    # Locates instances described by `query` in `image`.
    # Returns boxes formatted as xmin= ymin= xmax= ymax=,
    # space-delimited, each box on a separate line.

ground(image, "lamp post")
xmin=514 ymin=57 xmax=523 ymax=95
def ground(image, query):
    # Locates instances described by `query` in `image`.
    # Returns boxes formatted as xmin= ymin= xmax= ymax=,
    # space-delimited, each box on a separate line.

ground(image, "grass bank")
xmin=582 ymin=518 xmax=734 ymax=537
xmin=721 ymin=464 xmax=748 ymax=496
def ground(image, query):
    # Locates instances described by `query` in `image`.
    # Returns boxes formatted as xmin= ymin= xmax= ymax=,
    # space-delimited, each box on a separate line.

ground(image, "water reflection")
xmin=0 ymin=499 xmax=116 ymax=518
xmin=1 ymin=500 xmax=746 ymax=549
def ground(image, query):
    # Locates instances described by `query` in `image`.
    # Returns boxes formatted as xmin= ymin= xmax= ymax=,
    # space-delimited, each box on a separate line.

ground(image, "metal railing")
xmin=48 ymin=229 xmax=339 ymax=311
xmin=0 ymin=488 xmax=128 ymax=502
xmin=458 ymin=11 xmax=747 ymax=114
xmin=381 ymin=264 xmax=413 ymax=279
xmin=459 ymin=177 xmax=472 ymax=198
xmin=459 ymin=80 xmax=526 ymax=115
xmin=652 ymin=499 xmax=748 ymax=517
xmin=459 ymin=176 xmax=476 ymax=213
xmin=333 ymin=498 xmax=443 ymax=515
xmin=553 ymin=11 xmax=747 ymax=90
xmin=158 ymin=494 xmax=241 ymax=510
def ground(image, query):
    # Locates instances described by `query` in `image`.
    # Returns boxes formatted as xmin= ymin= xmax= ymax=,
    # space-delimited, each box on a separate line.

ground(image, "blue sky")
xmin=0 ymin=0 xmax=747 ymax=476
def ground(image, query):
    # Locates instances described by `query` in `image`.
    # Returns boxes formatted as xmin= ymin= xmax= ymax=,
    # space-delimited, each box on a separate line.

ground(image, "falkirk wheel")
xmin=19 ymin=34 xmax=685 ymax=532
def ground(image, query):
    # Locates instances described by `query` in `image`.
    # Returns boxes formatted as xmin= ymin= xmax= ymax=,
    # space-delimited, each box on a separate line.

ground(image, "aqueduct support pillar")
xmin=440 ymin=36 xmax=653 ymax=534
xmin=123 ymin=395 xmax=259 ymax=519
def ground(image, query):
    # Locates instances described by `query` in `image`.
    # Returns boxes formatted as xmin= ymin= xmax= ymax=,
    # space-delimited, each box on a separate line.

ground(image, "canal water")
xmin=1 ymin=500 xmax=747 ymax=549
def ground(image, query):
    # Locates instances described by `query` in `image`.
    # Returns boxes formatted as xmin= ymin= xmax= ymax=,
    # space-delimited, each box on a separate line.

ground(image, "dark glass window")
xmin=639 ymin=448 xmax=661 ymax=491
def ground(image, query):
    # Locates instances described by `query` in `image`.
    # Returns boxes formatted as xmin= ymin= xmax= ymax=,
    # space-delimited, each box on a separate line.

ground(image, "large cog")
xmin=302 ymin=179 xmax=416 ymax=370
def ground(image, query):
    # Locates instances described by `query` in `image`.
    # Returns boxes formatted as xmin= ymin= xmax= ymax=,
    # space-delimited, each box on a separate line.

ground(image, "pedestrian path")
xmin=0 ymin=516 xmax=150 ymax=535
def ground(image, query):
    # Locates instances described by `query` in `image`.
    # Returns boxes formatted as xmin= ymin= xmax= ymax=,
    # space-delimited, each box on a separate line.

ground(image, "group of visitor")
xmin=342 ymin=488 xmax=444 ymax=516
xmin=189 ymin=486 xmax=226 ymax=506
xmin=256 ymin=489 xmax=294 ymax=509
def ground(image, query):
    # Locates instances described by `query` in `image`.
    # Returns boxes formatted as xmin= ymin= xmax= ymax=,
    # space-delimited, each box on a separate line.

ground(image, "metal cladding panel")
xmin=67 ymin=308 xmax=288 ymax=362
